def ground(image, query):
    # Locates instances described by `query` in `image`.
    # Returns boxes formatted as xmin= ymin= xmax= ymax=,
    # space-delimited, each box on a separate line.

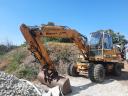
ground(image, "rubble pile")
xmin=0 ymin=71 xmax=44 ymax=96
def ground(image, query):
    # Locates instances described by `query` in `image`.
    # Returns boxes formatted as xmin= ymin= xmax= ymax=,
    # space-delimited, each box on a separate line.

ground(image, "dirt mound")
xmin=46 ymin=42 xmax=81 ymax=74
xmin=0 ymin=46 xmax=39 ymax=80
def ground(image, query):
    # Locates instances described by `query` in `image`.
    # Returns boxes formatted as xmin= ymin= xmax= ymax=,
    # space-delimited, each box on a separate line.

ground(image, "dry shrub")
xmin=46 ymin=42 xmax=81 ymax=74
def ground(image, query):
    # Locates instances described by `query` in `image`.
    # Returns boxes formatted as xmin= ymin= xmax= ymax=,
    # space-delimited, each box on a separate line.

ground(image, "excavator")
xmin=20 ymin=22 xmax=124 ymax=94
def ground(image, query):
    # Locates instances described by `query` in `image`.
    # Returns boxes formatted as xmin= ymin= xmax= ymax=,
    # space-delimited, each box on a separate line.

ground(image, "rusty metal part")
xmin=38 ymin=71 xmax=72 ymax=95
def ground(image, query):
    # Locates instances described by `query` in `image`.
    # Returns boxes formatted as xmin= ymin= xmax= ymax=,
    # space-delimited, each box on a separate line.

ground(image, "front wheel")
xmin=88 ymin=64 xmax=105 ymax=83
xmin=67 ymin=64 xmax=79 ymax=76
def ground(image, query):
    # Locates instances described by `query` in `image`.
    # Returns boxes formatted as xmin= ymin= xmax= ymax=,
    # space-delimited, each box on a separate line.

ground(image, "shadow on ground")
xmin=69 ymin=82 xmax=95 ymax=95
xmin=106 ymin=70 xmax=128 ymax=86
xmin=66 ymin=77 xmax=114 ymax=96
xmin=66 ymin=69 xmax=128 ymax=96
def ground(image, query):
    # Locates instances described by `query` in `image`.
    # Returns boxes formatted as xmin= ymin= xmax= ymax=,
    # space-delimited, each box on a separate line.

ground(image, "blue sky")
xmin=0 ymin=0 xmax=128 ymax=45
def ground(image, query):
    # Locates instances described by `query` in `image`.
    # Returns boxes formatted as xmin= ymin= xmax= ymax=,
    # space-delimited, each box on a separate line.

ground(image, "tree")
xmin=0 ymin=40 xmax=17 ymax=56
xmin=96 ymin=29 xmax=127 ymax=48
xmin=106 ymin=29 xmax=127 ymax=46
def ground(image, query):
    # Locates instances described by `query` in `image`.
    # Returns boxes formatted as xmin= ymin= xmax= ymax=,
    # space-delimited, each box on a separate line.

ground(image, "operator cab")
xmin=89 ymin=31 xmax=113 ymax=61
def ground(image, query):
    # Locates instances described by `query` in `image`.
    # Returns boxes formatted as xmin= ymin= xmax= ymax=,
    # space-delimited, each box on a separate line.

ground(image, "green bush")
xmin=5 ymin=48 xmax=39 ymax=80
xmin=42 ymin=37 xmax=72 ymax=43
xmin=15 ymin=65 xmax=39 ymax=80
xmin=5 ymin=50 xmax=26 ymax=73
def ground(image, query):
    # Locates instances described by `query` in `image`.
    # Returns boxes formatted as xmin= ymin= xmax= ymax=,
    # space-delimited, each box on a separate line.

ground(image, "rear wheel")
xmin=67 ymin=64 xmax=79 ymax=76
xmin=113 ymin=63 xmax=121 ymax=76
xmin=88 ymin=64 xmax=105 ymax=83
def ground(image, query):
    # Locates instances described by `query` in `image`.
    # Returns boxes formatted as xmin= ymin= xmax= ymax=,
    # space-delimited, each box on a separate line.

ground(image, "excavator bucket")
xmin=38 ymin=71 xmax=72 ymax=95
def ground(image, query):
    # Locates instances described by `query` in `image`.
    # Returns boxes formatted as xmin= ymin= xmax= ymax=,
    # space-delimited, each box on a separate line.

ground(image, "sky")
xmin=0 ymin=0 xmax=128 ymax=45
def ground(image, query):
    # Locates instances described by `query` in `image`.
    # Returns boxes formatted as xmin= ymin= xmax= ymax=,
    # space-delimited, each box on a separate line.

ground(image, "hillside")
xmin=0 ymin=42 xmax=80 ymax=80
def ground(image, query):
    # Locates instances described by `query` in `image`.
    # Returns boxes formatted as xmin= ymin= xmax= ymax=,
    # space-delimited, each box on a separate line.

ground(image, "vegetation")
xmin=0 ymin=44 xmax=17 ymax=56
xmin=15 ymin=64 xmax=39 ymax=80
xmin=96 ymin=29 xmax=127 ymax=47
xmin=42 ymin=37 xmax=72 ymax=43
xmin=3 ymin=47 xmax=39 ymax=81
xmin=46 ymin=42 xmax=80 ymax=74
xmin=20 ymin=42 xmax=27 ymax=47
xmin=5 ymin=50 xmax=26 ymax=73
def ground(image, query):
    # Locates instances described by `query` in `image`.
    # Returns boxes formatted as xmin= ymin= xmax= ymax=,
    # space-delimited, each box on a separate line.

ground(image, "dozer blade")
xmin=38 ymin=71 xmax=72 ymax=95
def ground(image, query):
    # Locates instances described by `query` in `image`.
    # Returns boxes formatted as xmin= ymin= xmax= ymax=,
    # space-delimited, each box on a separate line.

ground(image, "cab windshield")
xmin=90 ymin=32 xmax=102 ymax=46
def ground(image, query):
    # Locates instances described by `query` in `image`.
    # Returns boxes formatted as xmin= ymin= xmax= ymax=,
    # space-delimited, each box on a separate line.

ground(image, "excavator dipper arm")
xmin=20 ymin=24 xmax=59 ymax=83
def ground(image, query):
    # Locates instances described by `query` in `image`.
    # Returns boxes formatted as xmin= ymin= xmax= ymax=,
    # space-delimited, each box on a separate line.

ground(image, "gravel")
xmin=0 ymin=71 xmax=45 ymax=96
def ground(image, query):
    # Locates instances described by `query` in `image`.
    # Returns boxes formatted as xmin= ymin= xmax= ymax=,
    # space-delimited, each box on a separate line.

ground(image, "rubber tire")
xmin=113 ymin=63 xmax=121 ymax=76
xmin=67 ymin=64 xmax=79 ymax=76
xmin=67 ymin=64 xmax=72 ymax=76
xmin=88 ymin=64 xmax=105 ymax=83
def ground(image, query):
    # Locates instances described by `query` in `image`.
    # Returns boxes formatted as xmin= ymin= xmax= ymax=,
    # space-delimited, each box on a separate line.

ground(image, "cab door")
xmin=103 ymin=33 xmax=118 ymax=62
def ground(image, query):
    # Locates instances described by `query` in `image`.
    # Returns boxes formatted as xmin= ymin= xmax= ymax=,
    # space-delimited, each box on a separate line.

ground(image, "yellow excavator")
xmin=20 ymin=23 xmax=124 ymax=94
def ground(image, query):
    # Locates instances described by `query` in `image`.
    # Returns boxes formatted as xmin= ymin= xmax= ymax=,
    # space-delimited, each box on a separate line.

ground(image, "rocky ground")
xmin=0 ymin=71 xmax=45 ymax=96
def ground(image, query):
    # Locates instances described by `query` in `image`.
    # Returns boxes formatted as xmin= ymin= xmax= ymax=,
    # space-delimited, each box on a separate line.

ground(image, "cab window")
xmin=104 ymin=34 xmax=112 ymax=49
